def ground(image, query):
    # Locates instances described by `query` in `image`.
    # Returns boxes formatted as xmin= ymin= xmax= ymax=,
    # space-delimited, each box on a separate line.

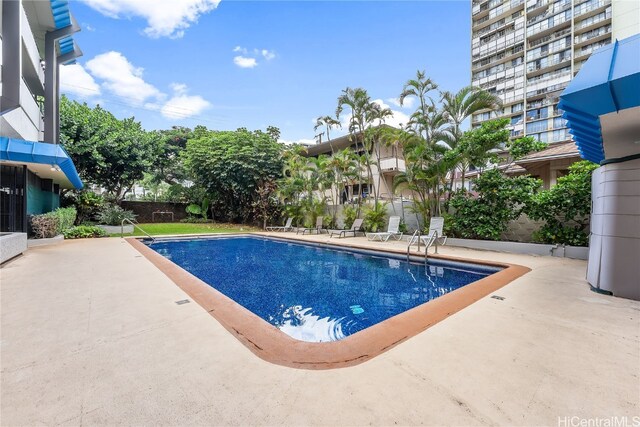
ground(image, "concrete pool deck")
xmin=1 ymin=234 xmax=639 ymax=425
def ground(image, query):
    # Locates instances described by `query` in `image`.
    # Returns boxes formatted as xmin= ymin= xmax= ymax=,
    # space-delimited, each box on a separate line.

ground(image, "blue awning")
xmin=0 ymin=137 xmax=83 ymax=189
xmin=558 ymin=34 xmax=640 ymax=164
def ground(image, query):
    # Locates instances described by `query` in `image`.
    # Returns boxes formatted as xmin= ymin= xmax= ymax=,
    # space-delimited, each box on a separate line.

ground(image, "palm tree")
xmin=399 ymin=70 xmax=438 ymax=139
xmin=440 ymin=85 xmax=502 ymax=196
xmin=314 ymin=116 xmax=342 ymax=153
xmin=336 ymin=87 xmax=393 ymax=206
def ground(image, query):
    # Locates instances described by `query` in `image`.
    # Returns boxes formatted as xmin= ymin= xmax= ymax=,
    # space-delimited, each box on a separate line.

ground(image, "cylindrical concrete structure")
xmin=587 ymin=158 xmax=640 ymax=300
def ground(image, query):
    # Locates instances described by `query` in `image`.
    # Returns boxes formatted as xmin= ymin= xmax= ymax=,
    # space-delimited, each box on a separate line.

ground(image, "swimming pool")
xmin=131 ymin=235 xmax=528 ymax=368
xmin=147 ymin=236 xmax=500 ymax=342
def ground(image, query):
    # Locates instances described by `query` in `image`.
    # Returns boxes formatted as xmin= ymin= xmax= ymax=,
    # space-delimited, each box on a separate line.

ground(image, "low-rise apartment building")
xmin=0 ymin=0 xmax=84 ymax=233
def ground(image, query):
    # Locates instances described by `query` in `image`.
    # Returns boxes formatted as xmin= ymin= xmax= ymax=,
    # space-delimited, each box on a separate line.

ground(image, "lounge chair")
xmin=329 ymin=218 xmax=364 ymax=238
xmin=266 ymin=217 xmax=293 ymax=232
xmin=408 ymin=216 xmax=447 ymax=252
xmin=298 ymin=217 xmax=326 ymax=235
xmin=366 ymin=216 xmax=403 ymax=242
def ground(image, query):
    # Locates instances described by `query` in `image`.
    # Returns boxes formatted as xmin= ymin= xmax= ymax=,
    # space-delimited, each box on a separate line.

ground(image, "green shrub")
xmin=97 ymin=204 xmax=137 ymax=226
xmin=398 ymin=218 xmax=408 ymax=233
xmin=29 ymin=207 xmax=77 ymax=238
xmin=363 ymin=202 xmax=388 ymax=232
xmin=342 ymin=205 xmax=357 ymax=229
xmin=185 ymin=197 xmax=210 ymax=220
xmin=63 ymin=225 xmax=107 ymax=239
xmin=448 ymin=169 xmax=541 ymax=240
xmin=73 ymin=191 xmax=105 ymax=224
xmin=53 ymin=207 xmax=77 ymax=232
xmin=30 ymin=214 xmax=59 ymax=238
xmin=527 ymin=161 xmax=597 ymax=246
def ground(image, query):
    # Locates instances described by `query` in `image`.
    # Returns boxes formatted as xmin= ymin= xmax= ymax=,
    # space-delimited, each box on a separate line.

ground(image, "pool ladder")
xmin=406 ymin=230 xmax=437 ymax=264
xmin=121 ymin=218 xmax=156 ymax=243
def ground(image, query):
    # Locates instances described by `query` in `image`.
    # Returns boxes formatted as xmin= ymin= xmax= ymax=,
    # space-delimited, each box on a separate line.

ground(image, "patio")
xmin=1 ymin=235 xmax=638 ymax=425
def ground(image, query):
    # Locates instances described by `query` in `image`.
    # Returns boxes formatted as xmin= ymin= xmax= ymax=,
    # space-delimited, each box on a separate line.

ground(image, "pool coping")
xmin=127 ymin=234 xmax=531 ymax=370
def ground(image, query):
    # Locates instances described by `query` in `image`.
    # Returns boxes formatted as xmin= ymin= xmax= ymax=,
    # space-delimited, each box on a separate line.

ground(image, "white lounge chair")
xmin=408 ymin=216 xmax=447 ymax=252
xmin=266 ymin=217 xmax=293 ymax=232
xmin=329 ymin=218 xmax=364 ymax=238
xmin=366 ymin=216 xmax=403 ymax=242
xmin=299 ymin=217 xmax=326 ymax=235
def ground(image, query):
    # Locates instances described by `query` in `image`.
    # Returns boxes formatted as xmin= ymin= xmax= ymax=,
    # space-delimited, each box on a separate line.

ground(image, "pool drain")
xmin=491 ymin=295 xmax=505 ymax=300
xmin=175 ymin=299 xmax=191 ymax=305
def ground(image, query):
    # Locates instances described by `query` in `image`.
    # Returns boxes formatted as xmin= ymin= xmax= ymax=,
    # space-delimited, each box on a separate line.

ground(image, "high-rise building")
xmin=470 ymin=0 xmax=618 ymax=144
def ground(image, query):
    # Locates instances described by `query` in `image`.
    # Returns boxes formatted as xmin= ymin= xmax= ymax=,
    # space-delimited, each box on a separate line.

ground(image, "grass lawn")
xmin=114 ymin=222 xmax=259 ymax=237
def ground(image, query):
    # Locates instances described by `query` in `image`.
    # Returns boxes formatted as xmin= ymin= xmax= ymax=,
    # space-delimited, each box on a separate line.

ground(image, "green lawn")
xmin=114 ymin=222 xmax=259 ymax=237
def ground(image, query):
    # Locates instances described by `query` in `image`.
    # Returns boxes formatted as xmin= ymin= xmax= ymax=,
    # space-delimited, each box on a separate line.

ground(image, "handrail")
xmin=121 ymin=218 xmax=155 ymax=243
xmin=407 ymin=230 xmax=421 ymax=263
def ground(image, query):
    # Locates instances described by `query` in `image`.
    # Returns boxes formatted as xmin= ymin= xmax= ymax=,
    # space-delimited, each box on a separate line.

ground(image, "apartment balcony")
xmin=526 ymin=55 xmax=571 ymax=77
xmin=574 ymin=0 xmax=611 ymax=18
xmin=379 ymin=157 xmax=406 ymax=175
xmin=526 ymin=12 xmax=571 ymax=38
xmin=574 ymin=9 xmax=611 ymax=33
xmin=20 ymin=5 xmax=45 ymax=94
xmin=574 ymin=39 xmax=611 ymax=60
xmin=528 ymin=26 xmax=571 ymax=49
xmin=574 ymin=25 xmax=611 ymax=46
xmin=526 ymin=0 xmax=549 ymax=13
xmin=526 ymin=81 xmax=568 ymax=99
xmin=0 ymin=80 xmax=42 ymax=141
xmin=526 ymin=0 xmax=571 ymax=26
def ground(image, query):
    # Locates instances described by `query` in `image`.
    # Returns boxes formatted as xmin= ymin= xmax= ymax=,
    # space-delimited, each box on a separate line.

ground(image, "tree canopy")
xmin=182 ymin=128 xmax=284 ymax=222
xmin=59 ymin=96 xmax=162 ymax=202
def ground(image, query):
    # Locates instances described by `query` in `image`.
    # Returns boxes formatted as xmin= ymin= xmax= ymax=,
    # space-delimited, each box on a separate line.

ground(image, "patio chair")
xmin=408 ymin=216 xmax=448 ymax=252
xmin=298 ymin=217 xmax=326 ymax=235
xmin=329 ymin=218 xmax=364 ymax=238
xmin=265 ymin=217 xmax=293 ymax=232
xmin=366 ymin=216 xmax=403 ymax=242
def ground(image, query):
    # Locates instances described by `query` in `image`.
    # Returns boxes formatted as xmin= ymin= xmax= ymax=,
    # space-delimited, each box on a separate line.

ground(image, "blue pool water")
xmin=149 ymin=236 xmax=498 ymax=343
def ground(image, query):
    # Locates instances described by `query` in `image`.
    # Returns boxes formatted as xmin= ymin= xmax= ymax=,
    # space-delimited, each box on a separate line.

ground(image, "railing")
xmin=407 ymin=230 xmax=421 ymax=263
xmin=574 ymin=0 xmax=611 ymax=17
xmin=528 ymin=27 xmax=571 ymax=48
xmin=121 ymin=218 xmax=156 ymax=243
xmin=526 ymin=55 xmax=571 ymax=73
xmin=575 ymin=9 xmax=611 ymax=30
xmin=574 ymin=25 xmax=611 ymax=44
xmin=526 ymin=12 xmax=571 ymax=37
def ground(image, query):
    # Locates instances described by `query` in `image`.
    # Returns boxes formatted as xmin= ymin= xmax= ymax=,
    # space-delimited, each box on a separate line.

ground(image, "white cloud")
xmin=86 ymin=51 xmax=163 ymax=103
xmin=160 ymin=84 xmax=210 ymax=120
xmin=82 ymin=0 xmax=220 ymax=38
xmin=372 ymin=99 xmax=411 ymax=129
xmin=233 ymin=55 xmax=258 ymax=69
xmin=261 ymin=49 xmax=276 ymax=60
xmin=60 ymin=63 xmax=101 ymax=98
xmin=231 ymin=46 xmax=275 ymax=68
xmin=84 ymin=24 xmax=96 ymax=32
xmin=387 ymin=97 xmax=415 ymax=109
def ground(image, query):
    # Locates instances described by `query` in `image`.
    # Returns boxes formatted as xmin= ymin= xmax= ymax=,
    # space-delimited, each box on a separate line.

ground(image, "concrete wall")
xmin=328 ymin=202 xmax=422 ymax=231
xmin=121 ymin=201 xmax=190 ymax=223
xmin=612 ymin=0 xmax=640 ymax=40
xmin=0 ymin=232 xmax=27 ymax=264
xmin=587 ymin=158 xmax=640 ymax=300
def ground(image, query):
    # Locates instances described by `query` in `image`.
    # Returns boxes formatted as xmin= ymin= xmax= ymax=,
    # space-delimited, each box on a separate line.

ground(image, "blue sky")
xmin=61 ymin=0 xmax=471 ymax=143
